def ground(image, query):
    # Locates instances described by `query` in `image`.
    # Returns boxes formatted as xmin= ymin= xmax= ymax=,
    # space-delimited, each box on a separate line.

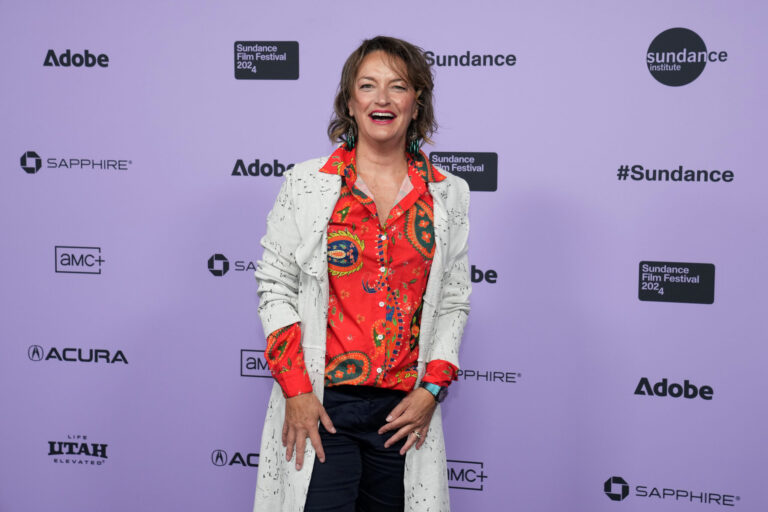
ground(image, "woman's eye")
xmin=393 ymin=85 xmax=407 ymax=91
xmin=360 ymin=84 xmax=373 ymax=89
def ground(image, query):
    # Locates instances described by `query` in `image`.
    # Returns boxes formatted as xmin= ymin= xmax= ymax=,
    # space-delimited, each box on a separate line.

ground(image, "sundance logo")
xmin=646 ymin=28 xmax=727 ymax=86
xmin=634 ymin=377 xmax=713 ymax=400
xmin=28 ymin=345 xmax=128 ymax=364
xmin=211 ymin=449 xmax=259 ymax=468
xmin=44 ymin=49 xmax=109 ymax=68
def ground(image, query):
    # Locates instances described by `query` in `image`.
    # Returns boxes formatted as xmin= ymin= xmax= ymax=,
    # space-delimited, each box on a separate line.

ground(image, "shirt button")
xmin=380 ymin=234 xmax=386 ymax=241
xmin=376 ymin=367 xmax=383 ymax=374
xmin=379 ymin=266 xmax=386 ymax=273
xmin=377 ymin=334 xmax=384 ymax=340
xmin=378 ymin=301 xmax=385 ymax=307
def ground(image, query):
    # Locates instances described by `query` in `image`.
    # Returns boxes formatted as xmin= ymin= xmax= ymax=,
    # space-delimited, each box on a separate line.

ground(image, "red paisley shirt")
xmin=265 ymin=146 xmax=458 ymax=397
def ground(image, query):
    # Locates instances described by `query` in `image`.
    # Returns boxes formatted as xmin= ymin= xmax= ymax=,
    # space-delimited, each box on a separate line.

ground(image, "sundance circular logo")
xmin=646 ymin=28 xmax=727 ymax=86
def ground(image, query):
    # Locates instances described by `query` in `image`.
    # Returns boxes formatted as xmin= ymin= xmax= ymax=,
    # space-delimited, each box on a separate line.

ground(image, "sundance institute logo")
xmin=646 ymin=28 xmax=727 ymax=86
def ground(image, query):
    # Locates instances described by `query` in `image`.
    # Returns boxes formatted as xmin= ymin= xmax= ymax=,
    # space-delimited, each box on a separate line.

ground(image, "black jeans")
xmin=304 ymin=386 xmax=408 ymax=512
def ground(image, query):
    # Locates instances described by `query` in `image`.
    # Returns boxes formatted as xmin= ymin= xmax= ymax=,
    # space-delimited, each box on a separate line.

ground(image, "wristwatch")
xmin=419 ymin=381 xmax=448 ymax=403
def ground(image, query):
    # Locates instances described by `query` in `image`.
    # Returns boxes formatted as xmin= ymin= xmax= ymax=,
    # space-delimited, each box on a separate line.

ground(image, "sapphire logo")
xmin=208 ymin=254 xmax=229 ymax=276
xmin=605 ymin=476 xmax=630 ymax=501
xmin=20 ymin=151 xmax=42 ymax=174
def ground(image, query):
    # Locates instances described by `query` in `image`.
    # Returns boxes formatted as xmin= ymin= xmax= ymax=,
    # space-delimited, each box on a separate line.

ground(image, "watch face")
xmin=436 ymin=387 xmax=448 ymax=403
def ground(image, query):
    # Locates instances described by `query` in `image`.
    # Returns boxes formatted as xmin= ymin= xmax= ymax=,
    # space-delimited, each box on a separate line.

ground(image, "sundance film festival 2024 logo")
xmin=234 ymin=41 xmax=298 ymax=79
xmin=20 ymin=150 xmax=131 ymax=174
xmin=429 ymin=152 xmax=497 ymax=191
xmin=603 ymin=475 xmax=739 ymax=507
xmin=647 ymin=28 xmax=727 ymax=86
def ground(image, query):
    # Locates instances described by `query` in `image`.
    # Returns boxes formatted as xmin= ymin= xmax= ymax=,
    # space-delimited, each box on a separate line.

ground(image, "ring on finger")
xmin=412 ymin=431 xmax=422 ymax=439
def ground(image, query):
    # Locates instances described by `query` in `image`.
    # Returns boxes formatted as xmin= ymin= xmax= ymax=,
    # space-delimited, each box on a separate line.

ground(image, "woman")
xmin=253 ymin=36 xmax=471 ymax=512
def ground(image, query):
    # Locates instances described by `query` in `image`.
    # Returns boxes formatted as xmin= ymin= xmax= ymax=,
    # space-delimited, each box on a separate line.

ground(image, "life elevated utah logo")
xmin=647 ymin=28 xmax=727 ymax=86
xmin=48 ymin=435 xmax=109 ymax=466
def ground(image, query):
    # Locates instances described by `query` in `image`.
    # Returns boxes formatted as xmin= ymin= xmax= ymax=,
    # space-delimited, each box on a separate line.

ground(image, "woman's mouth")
xmin=369 ymin=111 xmax=396 ymax=124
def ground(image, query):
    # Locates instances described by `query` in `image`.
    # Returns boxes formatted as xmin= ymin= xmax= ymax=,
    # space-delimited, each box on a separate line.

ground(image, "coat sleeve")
xmin=428 ymin=177 xmax=471 ymax=367
xmin=254 ymin=172 xmax=304 ymax=337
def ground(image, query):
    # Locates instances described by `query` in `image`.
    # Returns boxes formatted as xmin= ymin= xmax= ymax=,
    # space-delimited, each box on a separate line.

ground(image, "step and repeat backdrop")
xmin=2 ymin=1 xmax=766 ymax=511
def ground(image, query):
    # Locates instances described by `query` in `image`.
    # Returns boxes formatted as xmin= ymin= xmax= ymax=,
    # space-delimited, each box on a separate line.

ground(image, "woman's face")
xmin=347 ymin=51 xmax=418 ymax=151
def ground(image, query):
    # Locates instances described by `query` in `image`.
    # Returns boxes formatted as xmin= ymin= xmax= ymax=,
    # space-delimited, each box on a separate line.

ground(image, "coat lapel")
xmin=294 ymin=171 xmax=341 ymax=278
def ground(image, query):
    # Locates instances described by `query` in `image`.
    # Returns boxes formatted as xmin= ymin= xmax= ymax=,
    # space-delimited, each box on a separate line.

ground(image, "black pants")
xmin=304 ymin=386 xmax=408 ymax=512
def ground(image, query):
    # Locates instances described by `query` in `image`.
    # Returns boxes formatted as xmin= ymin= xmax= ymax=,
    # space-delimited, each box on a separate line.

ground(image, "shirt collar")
xmin=319 ymin=145 xmax=447 ymax=184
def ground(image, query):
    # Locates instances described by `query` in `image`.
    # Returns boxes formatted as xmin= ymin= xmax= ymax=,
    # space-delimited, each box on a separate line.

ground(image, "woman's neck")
xmin=355 ymin=139 xmax=408 ymax=179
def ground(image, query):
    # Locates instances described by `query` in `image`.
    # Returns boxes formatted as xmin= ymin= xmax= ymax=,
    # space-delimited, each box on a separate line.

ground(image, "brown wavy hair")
xmin=328 ymin=36 xmax=437 ymax=147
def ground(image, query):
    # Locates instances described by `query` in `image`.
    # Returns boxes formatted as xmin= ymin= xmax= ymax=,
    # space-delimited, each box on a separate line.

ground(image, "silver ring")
xmin=412 ymin=431 xmax=422 ymax=439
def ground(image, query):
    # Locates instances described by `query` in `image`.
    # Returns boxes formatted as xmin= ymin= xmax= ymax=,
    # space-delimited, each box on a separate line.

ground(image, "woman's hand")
xmin=378 ymin=387 xmax=437 ymax=455
xmin=283 ymin=393 xmax=336 ymax=471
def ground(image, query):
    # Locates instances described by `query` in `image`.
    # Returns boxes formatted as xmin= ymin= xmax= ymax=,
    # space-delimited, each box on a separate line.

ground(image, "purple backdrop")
xmin=2 ymin=1 xmax=766 ymax=511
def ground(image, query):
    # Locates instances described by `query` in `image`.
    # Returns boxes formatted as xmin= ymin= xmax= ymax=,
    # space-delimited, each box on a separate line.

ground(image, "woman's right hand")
xmin=283 ymin=393 xmax=336 ymax=471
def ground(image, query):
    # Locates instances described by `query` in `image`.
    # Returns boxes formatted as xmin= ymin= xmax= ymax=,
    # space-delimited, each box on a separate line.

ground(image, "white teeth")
xmin=371 ymin=112 xmax=395 ymax=119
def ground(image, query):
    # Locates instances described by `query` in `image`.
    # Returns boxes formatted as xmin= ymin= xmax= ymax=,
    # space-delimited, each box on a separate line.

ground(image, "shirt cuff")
xmin=422 ymin=360 xmax=458 ymax=388
xmin=265 ymin=323 xmax=313 ymax=398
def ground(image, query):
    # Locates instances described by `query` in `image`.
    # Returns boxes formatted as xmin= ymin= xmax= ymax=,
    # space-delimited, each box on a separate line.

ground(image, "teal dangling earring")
xmin=344 ymin=125 xmax=356 ymax=150
xmin=407 ymin=126 xmax=420 ymax=156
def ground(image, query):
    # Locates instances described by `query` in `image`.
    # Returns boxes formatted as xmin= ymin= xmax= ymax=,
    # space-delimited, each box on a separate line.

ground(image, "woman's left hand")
xmin=378 ymin=387 xmax=437 ymax=455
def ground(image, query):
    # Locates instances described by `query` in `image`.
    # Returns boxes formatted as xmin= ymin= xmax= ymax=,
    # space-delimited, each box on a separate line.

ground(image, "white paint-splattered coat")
xmin=253 ymin=154 xmax=471 ymax=512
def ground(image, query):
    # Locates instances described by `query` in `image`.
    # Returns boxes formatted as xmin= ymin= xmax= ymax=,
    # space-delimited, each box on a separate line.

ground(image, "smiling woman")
xmin=253 ymin=35 xmax=471 ymax=512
